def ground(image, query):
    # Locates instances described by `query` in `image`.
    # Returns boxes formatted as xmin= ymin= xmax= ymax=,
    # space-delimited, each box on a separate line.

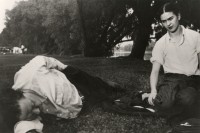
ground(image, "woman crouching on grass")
xmin=145 ymin=2 xmax=200 ymax=125
xmin=0 ymin=55 xmax=123 ymax=133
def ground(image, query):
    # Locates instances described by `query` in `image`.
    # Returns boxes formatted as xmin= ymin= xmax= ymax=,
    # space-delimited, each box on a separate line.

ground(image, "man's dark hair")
xmin=157 ymin=2 xmax=180 ymax=20
xmin=0 ymin=85 xmax=23 ymax=130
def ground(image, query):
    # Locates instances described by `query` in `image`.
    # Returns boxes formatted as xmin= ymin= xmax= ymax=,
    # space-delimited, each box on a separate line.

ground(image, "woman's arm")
xmin=148 ymin=61 xmax=161 ymax=105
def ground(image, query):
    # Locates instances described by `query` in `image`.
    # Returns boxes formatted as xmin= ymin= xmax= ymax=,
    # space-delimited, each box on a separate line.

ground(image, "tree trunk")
xmin=129 ymin=0 xmax=154 ymax=60
xmin=77 ymin=0 xmax=89 ymax=56
xmin=68 ymin=0 xmax=86 ymax=55
xmin=129 ymin=24 xmax=151 ymax=60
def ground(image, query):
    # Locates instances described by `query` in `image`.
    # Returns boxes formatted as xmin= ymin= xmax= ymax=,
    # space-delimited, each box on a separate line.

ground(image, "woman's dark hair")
xmin=0 ymin=85 xmax=24 ymax=130
xmin=157 ymin=2 xmax=180 ymax=19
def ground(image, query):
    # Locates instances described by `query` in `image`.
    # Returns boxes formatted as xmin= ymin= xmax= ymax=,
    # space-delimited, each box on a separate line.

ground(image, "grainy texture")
xmin=0 ymin=55 xmax=168 ymax=133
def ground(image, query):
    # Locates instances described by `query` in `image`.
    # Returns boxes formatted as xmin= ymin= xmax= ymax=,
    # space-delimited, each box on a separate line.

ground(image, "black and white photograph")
xmin=0 ymin=0 xmax=200 ymax=133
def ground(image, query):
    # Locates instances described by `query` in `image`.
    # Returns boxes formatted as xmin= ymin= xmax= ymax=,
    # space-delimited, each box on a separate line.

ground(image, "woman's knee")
xmin=154 ymin=94 xmax=174 ymax=110
xmin=154 ymin=83 xmax=176 ymax=110
xmin=176 ymin=87 xmax=197 ymax=106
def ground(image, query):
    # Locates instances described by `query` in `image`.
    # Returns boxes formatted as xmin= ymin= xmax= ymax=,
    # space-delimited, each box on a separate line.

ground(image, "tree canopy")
xmin=0 ymin=0 xmax=199 ymax=58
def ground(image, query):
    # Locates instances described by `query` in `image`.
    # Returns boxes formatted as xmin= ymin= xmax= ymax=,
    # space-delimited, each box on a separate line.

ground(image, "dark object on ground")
xmin=0 ymin=81 xmax=13 ymax=133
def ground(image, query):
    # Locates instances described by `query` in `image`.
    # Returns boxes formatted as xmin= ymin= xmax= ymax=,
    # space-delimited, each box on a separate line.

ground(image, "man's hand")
xmin=148 ymin=92 xmax=157 ymax=106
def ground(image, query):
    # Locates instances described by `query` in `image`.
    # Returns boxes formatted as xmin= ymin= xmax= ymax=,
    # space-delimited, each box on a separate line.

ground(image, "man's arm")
xmin=148 ymin=61 xmax=161 ymax=105
xmin=43 ymin=56 xmax=67 ymax=70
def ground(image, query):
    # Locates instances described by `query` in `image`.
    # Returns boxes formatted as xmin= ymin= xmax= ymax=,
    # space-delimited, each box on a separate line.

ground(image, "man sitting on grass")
xmin=0 ymin=55 xmax=124 ymax=133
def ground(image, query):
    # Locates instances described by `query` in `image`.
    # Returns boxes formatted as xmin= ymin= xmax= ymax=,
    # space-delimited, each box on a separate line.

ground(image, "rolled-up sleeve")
xmin=44 ymin=56 xmax=67 ymax=70
xmin=150 ymin=40 xmax=165 ymax=65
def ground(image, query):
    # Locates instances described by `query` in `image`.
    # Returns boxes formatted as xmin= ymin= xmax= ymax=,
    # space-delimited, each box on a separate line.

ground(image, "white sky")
xmin=0 ymin=0 xmax=26 ymax=33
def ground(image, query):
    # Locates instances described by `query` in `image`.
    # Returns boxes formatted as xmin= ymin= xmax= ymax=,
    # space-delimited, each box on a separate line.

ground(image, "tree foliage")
xmin=0 ymin=0 xmax=199 ymax=58
xmin=2 ymin=0 xmax=49 ymax=53
xmin=129 ymin=0 xmax=200 ymax=59
xmin=0 ymin=0 xmax=82 ymax=55
xmin=78 ymin=0 xmax=138 ymax=57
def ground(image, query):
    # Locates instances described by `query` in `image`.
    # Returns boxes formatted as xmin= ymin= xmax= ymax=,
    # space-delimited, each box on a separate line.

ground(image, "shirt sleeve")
xmin=150 ymin=40 xmax=165 ymax=65
xmin=14 ymin=118 xmax=43 ymax=133
xmin=196 ymin=33 xmax=200 ymax=53
xmin=44 ymin=56 xmax=67 ymax=70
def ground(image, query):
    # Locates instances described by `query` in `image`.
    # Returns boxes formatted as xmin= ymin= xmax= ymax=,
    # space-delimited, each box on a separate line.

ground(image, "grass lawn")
xmin=0 ymin=55 xmax=169 ymax=133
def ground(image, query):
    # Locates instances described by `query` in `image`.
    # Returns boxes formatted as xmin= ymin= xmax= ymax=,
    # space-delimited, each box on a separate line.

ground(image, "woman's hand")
xmin=148 ymin=92 xmax=157 ymax=106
